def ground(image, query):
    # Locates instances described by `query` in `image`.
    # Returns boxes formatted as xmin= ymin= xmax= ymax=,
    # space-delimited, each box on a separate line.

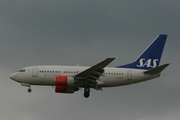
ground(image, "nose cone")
xmin=10 ymin=73 xmax=18 ymax=81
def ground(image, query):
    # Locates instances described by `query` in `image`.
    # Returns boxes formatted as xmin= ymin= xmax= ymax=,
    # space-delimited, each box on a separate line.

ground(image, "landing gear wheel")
xmin=84 ymin=92 xmax=90 ymax=98
xmin=28 ymin=88 xmax=32 ymax=93
xmin=84 ymin=87 xmax=90 ymax=93
xmin=84 ymin=85 xmax=90 ymax=98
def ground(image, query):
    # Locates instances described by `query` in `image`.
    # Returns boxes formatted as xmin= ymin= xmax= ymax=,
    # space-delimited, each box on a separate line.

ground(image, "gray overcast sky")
xmin=0 ymin=1 xmax=180 ymax=120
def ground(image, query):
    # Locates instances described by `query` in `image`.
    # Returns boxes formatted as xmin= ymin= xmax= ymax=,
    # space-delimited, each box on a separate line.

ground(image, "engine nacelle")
xmin=55 ymin=76 xmax=74 ymax=86
xmin=55 ymin=76 xmax=76 ymax=93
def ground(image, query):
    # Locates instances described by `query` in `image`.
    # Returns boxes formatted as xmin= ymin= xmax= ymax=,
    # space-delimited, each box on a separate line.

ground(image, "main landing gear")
xmin=84 ymin=86 xmax=90 ymax=98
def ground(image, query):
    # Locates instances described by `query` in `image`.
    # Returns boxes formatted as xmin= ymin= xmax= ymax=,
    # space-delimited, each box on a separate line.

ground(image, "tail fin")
xmin=116 ymin=34 xmax=167 ymax=70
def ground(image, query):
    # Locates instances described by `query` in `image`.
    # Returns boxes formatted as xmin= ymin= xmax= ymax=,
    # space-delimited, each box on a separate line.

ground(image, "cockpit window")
xmin=18 ymin=69 xmax=26 ymax=72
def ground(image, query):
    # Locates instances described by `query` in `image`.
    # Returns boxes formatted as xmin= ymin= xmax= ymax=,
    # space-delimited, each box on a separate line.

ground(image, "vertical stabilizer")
xmin=116 ymin=34 xmax=167 ymax=70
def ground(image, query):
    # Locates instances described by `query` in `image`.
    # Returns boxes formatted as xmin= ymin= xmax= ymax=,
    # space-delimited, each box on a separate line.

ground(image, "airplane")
xmin=10 ymin=34 xmax=169 ymax=98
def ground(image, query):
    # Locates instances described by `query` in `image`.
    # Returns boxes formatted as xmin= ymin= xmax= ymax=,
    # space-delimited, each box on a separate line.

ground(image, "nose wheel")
xmin=21 ymin=83 xmax=32 ymax=93
xmin=28 ymin=88 xmax=32 ymax=93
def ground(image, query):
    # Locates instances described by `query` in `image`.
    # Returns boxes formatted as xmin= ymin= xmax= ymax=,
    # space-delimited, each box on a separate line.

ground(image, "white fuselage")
xmin=10 ymin=65 xmax=159 ymax=88
xmin=9 ymin=35 xmax=168 ymax=98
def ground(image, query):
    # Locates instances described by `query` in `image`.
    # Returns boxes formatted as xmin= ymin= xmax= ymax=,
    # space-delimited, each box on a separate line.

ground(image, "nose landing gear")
xmin=21 ymin=83 xmax=32 ymax=93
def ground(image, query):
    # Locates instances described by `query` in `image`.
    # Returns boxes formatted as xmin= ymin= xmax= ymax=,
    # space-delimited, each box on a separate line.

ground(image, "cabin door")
xmin=127 ymin=70 xmax=132 ymax=80
xmin=32 ymin=67 xmax=38 ymax=77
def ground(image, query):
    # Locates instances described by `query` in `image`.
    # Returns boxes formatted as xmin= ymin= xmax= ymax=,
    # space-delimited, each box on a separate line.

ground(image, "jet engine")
xmin=55 ymin=76 xmax=76 ymax=93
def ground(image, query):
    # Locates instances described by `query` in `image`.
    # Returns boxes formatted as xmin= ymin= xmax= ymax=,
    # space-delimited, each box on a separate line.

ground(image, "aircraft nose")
xmin=9 ymin=73 xmax=18 ymax=81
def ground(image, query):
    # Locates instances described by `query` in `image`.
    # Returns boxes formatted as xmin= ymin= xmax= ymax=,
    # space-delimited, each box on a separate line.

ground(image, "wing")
xmin=74 ymin=58 xmax=115 ymax=90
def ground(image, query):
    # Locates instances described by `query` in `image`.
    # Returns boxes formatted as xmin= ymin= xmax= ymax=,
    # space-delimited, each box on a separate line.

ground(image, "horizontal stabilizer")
xmin=144 ymin=63 xmax=170 ymax=74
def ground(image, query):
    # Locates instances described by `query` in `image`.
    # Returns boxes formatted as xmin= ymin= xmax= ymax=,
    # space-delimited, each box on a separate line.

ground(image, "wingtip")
xmin=165 ymin=63 xmax=170 ymax=66
xmin=159 ymin=34 xmax=168 ymax=36
xmin=106 ymin=58 xmax=116 ymax=60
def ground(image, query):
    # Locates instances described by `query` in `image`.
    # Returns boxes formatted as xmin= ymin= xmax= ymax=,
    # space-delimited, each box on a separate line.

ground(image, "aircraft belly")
xmin=99 ymin=76 xmax=129 ymax=87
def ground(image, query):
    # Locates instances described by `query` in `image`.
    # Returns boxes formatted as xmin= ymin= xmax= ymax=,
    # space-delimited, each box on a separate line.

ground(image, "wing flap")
xmin=144 ymin=63 xmax=170 ymax=74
